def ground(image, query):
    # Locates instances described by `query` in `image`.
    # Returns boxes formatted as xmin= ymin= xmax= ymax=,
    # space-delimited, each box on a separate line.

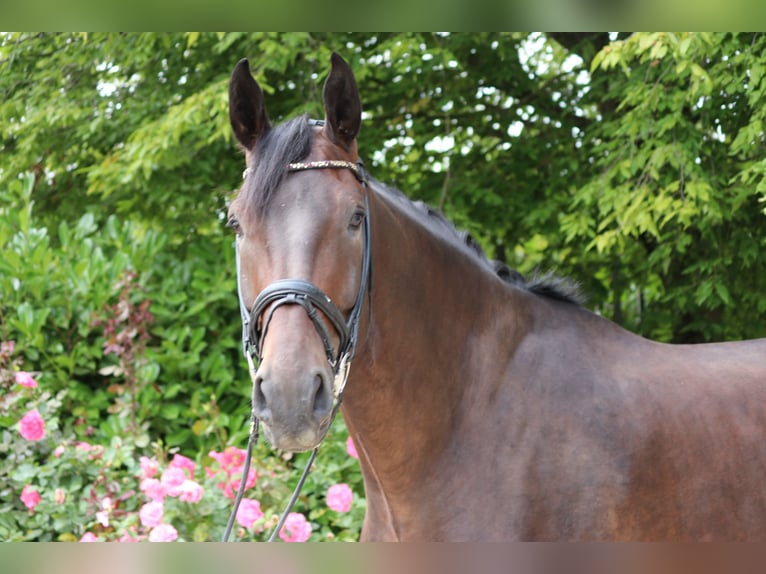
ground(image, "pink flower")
xmin=20 ymin=484 xmax=41 ymax=512
xmin=209 ymin=446 xmax=247 ymax=474
xmin=326 ymin=483 xmax=353 ymax=513
xmin=139 ymin=501 xmax=164 ymax=528
xmin=53 ymin=445 xmax=65 ymax=457
xmin=15 ymin=371 xmax=38 ymax=388
xmin=235 ymin=498 xmax=264 ymax=529
xmin=176 ymin=480 xmax=204 ymax=503
xmin=139 ymin=456 xmax=159 ymax=478
xmin=96 ymin=511 xmax=110 ymax=527
xmin=279 ymin=512 xmax=312 ymax=542
xmin=160 ymin=466 xmax=186 ymax=496
xmin=148 ymin=523 xmax=178 ymax=542
xmin=79 ymin=532 xmax=99 ymax=542
xmin=54 ymin=488 xmax=66 ymax=505
xmin=220 ymin=468 xmax=257 ymax=500
xmin=169 ymin=454 xmax=195 ymax=478
xmin=140 ymin=478 xmax=167 ymax=502
xmin=75 ymin=441 xmax=103 ymax=459
xmin=18 ymin=409 xmax=45 ymax=441
xmin=118 ymin=532 xmax=139 ymax=543
xmin=1 ymin=340 xmax=15 ymax=355
xmin=346 ymin=436 xmax=358 ymax=459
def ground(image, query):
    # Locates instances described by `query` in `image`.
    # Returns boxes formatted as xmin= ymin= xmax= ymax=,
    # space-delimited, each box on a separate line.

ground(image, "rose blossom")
xmin=235 ymin=498 xmax=264 ymax=529
xmin=118 ymin=531 xmax=140 ymax=543
xmin=326 ymin=483 xmax=353 ymax=513
xmin=79 ymin=532 xmax=98 ymax=542
xmin=139 ymin=501 xmax=164 ymax=528
xmin=148 ymin=523 xmax=178 ymax=542
xmin=54 ymin=488 xmax=66 ymax=505
xmin=169 ymin=454 xmax=195 ymax=478
xmin=176 ymin=480 xmax=204 ymax=503
xmin=139 ymin=456 xmax=160 ymax=478
xmin=160 ymin=466 xmax=186 ymax=496
xmin=15 ymin=371 xmax=38 ymax=388
xmin=209 ymin=447 xmax=247 ymax=474
xmin=346 ymin=436 xmax=358 ymax=459
xmin=18 ymin=409 xmax=45 ymax=441
xmin=53 ymin=445 xmax=65 ymax=457
xmin=75 ymin=441 xmax=103 ymax=459
xmin=220 ymin=467 xmax=257 ymax=500
xmin=140 ymin=478 xmax=167 ymax=502
xmin=20 ymin=484 xmax=41 ymax=512
xmin=279 ymin=512 xmax=312 ymax=542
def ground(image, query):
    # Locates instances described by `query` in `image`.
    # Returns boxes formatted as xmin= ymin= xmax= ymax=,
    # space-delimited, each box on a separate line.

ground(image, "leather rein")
xmin=222 ymin=156 xmax=372 ymax=542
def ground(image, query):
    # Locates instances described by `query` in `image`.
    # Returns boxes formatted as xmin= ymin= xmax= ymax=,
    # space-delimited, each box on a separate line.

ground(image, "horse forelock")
xmin=240 ymin=114 xmax=314 ymax=217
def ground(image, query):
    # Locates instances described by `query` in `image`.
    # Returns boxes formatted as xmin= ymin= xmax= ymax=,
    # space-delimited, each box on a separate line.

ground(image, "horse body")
xmin=227 ymin=54 xmax=766 ymax=541
xmin=342 ymin=184 xmax=766 ymax=541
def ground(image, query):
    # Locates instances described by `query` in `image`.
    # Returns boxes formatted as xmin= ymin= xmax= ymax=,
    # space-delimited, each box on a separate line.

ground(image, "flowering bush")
xmin=0 ymin=175 xmax=365 ymax=542
xmin=0 ymin=338 xmax=365 ymax=541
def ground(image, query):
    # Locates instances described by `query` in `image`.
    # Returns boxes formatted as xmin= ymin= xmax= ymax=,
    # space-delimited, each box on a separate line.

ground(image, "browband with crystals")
xmin=243 ymin=160 xmax=366 ymax=183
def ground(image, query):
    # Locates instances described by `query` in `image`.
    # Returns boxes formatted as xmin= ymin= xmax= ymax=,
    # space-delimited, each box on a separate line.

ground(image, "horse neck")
xmin=341 ymin=185 xmax=526 ymax=503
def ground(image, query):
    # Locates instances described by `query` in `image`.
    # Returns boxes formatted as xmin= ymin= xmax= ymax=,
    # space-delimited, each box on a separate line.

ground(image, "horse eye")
xmin=226 ymin=216 xmax=242 ymax=235
xmin=349 ymin=209 xmax=366 ymax=230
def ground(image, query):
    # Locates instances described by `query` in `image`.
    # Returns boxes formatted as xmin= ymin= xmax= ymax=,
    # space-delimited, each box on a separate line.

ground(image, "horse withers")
xmin=226 ymin=53 xmax=766 ymax=541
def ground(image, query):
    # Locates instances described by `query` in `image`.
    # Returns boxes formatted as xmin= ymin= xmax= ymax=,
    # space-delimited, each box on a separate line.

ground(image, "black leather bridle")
xmin=223 ymin=154 xmax=372 ymax=542
xmin=239 ymin=158 xmax=372 ymax=398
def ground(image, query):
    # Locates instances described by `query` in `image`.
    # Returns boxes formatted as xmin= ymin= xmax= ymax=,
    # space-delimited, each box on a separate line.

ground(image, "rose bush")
xmin=1 ymin=337 xmax=364 ymax=541
xmin=1 ymin=174 xmax=365 ymax=541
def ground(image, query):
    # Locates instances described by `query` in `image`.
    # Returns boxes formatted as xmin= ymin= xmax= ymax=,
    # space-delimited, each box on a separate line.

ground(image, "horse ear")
xmin=229 ymin=59 xmax=271 ymax=150
xmin=322 ymin=53 xmax=362 ymax=150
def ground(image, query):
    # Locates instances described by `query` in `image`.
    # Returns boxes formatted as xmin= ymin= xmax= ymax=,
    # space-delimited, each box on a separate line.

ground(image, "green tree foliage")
xmin=2 ymin=32 xmax=765 ymax=466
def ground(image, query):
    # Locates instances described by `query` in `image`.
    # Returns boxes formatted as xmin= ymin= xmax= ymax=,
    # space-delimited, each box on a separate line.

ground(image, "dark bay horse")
xmin=226 ymin=53 xmax=766 ymax=541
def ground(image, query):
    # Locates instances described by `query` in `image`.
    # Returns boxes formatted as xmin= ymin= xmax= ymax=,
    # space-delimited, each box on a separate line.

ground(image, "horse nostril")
xmin=253 ymin=375 xmax=270 ymax=421
xmin=312 ymin=372 xmax=331 ymax=416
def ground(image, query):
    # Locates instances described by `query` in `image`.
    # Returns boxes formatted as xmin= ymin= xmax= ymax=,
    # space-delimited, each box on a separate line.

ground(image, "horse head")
xmin=227 ymin=54 xmax=369 ymax=452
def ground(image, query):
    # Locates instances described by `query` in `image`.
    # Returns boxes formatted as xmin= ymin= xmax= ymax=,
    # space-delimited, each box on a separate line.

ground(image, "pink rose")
xmin=140 ymin=478 xmax=167 ymax=502
xmin=160 ymin=466 xmax=186 ymax=496
xmin=53 ymin=445 xmax=65 ymax=457
xmin=235 ymin=498 xmax=264 ymax=529
xmin=139 ymin=456 xmax=159 ymax=478
xmin=15 ymin=371 xmax=38 ymax=388
xmin=279 ymin=512 xmax=312 ymax=542
xmin=96 ymin=511 xmax=110 ymax=527
xmin=118 ymin=531 xmax=139 ymax=543
xmin=139 ymin=501 xmax=164 ymax=528
xmin=346 ymin=436 xmax=358 ymax=459
xmin=20 ymin=484 xmax=41 ymax=512
xmin=75 ymin=441 xmax=103 ymax=459
xmin=79 ymin=532 xmax=99 ymax=542
xmin=326 ymin=483 xmax=353 ymax=513
xmin=209 ymin=446 xmax=247 ymax=474
xmin=169 ymin=454 xmax=195 ymax=478
xmin=148 ymin=523 xmax=178 ymax=542
xmin=54 ymin=488 xmax=66 ymax=505
xmin=220 ymin=467 xmax=257 ymax=500
xmin=176 ymin=480 xmax=204 ymax=503
xmin=18 ymin=409 xmax=45 ymax=441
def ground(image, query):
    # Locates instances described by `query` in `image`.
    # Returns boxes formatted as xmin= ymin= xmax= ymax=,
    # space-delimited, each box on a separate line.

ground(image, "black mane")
xmin=408 ymin=198 xmax=583 ymax=306
xmin=240 ymin=115 xmax=582 ymax=306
